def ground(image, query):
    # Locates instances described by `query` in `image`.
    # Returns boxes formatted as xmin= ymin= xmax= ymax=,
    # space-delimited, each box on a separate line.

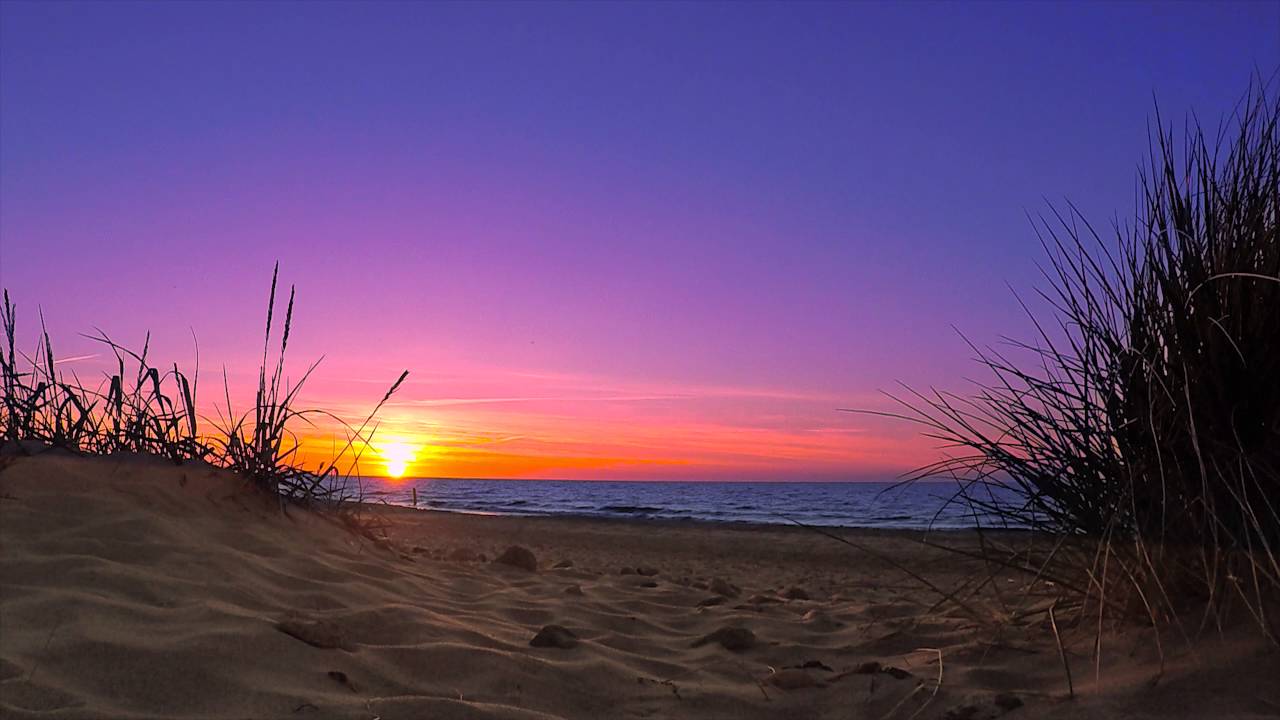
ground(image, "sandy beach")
xmin=1 ymin=453 xmax=1276 ymax=719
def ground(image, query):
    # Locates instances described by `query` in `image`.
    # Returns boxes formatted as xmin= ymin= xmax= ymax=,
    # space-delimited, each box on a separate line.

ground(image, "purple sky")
xmin=2 ymin=2 xmax=1276 ymax=479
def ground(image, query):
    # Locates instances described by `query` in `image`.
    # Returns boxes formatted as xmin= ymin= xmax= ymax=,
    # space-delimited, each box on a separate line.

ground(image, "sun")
xmin=379 ymin=441 xmax=418 ymax=479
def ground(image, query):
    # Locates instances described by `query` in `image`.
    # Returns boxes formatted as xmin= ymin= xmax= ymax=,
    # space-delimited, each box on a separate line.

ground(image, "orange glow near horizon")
xmin=158 ymin=367 xmax=936 ymax=482
xmin=267 ymin=378 xmax=934 ymax=482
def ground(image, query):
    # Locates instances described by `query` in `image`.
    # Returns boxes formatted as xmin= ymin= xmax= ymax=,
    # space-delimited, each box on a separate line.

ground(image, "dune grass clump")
xmin=881 ymin=84 xmax=1279 ymax=634
xmin=0 ymin=265 xmax=406 ymax=512
xmin=212 ymin=265 xmax=408 ymax=504
xmin=1 ymin=291 xmax=207 ymax=463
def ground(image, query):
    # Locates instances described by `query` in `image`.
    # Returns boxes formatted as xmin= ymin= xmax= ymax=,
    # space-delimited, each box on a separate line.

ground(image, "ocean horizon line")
xmin=358 ymin=475 xmax=953 ymax=485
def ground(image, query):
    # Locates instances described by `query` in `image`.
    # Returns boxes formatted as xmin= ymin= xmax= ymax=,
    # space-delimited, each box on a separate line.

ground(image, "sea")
xmin=358 ymin=478 xmax=1016 ymax=531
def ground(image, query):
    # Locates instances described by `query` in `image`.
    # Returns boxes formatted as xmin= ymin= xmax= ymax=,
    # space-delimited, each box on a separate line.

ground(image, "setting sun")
xmin=379 ymin=441 xmax=419 ymax=479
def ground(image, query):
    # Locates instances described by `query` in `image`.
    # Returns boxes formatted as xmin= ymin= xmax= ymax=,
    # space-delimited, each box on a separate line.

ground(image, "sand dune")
xmin=1 ymin=454 xmax=1276 ymax=719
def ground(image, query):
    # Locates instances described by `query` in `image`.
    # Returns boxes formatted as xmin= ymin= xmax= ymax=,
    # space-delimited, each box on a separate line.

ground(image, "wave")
xmin=598 ymin=505 xmax=665 ymax=515
xmin=369 ymin=478 xmax=1026 ymax=530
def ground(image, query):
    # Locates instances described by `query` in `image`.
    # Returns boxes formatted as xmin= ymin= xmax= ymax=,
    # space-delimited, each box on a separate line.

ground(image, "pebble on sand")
xmin=553 ymin=559 xmax=574 ymax=569
xmin=691 ymin=626 xmax=756 ymax=652
xmin=709 ymin=578 xmax=740 ymax=598
xmin=801 ymin=609 xmax=844 ymax=630
xmin=783 ymin=586 xmax=810 ymax=600
xmin=563 ymin=584 xmax=585 ymax=596
xmin=326 ymin=670 xmax=359 ymax=693
xmin=530 ymin=624 xmax=579 ymax=649
xmin=493 ymin=545 xmax=538 ymax=571
xmin=768 ymin=669 xmax=821 ymax=690
xmin=636 ymin=566 xmax=659 ymax=576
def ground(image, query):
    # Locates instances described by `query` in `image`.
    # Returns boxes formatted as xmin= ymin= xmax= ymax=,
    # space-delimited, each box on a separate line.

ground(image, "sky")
xmin=1 ymin=1 xmax=1277 ymax=480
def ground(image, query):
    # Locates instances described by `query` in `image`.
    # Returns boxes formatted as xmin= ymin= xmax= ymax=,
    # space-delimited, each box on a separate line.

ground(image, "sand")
xmin=1 ymin=454 xmax=1277 ymax=719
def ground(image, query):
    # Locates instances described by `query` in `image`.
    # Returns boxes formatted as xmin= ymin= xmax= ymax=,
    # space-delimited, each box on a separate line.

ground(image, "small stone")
xmin=638 ymin=580 xmax=658 ymax=588
xmin=529 ymin=624 xmax=578 ymax=649
xmin=801 ymin=609 xmax=844 ymax=630
xmin=563 ymin=584 xmax=584 ymax=596
xmin=709 ymin=578 xmax=739 ymax=598
xmin=691 ymin=626 xmax=756 ymax=652
xmin=327 ymin=670 xmax=359 ymax=692
xmin=769 ymin=669 xmax=820 ymax=690
xmin=411 ymin=545 xmax=428 ymax=554
xmin=493 ymin=545 xmax=537 ymax=571
xmin=553 ymin=559 xmax=574 ymax=569
xmin=853 ymin=661 xmax=882 ymax=674
xmin=783 ymin=586 xmax=810 ymax=601
xmin=746 ymin=593 xmax=783 ymax=605
xmin=636 ymin=566 xmax=659 ymax=576
xmin=697 ymin=596 xmax=728 ymax=607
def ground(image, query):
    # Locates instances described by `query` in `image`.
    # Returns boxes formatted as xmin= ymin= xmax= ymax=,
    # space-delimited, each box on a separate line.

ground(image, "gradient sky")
xmin=2 ymin=2 xmax=1277 ymax=480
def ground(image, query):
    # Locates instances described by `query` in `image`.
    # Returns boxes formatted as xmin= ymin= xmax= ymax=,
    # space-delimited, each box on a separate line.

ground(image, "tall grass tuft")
xmin=1 ymin=290 xmax=207 ymax=462
xmin=1 ymin=265 xmax=407 ymax=514
xmin=875 ymin=83 xmax=1279 ymax=633
xmin=211 ymin=263 xmax=408 ymax=504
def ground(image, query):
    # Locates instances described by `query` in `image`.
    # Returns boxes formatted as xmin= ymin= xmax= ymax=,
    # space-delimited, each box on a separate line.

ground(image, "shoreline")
xmin=2 ymin=445 xmax=1002 ymax=532
xmin=351 ymin=475 xmax=1005 ymax=533
xmin=364 ymin=499 xmax=1033 ymax=538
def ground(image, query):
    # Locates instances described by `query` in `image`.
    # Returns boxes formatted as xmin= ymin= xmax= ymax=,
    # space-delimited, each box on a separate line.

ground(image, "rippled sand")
xmin=1 ymin=454 xmax=1275 ymax=719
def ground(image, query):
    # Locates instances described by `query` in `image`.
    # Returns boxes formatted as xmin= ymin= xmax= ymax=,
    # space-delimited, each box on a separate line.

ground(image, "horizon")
xmin=357 ymin=474 xmax=953 ymax=485
xmin=3 ymin=1 xmax=1277 ymax=480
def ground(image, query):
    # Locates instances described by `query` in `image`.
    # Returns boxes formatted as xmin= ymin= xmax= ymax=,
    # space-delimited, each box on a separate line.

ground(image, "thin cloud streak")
xmin=395 ymin=394 xmax=689 ymax=407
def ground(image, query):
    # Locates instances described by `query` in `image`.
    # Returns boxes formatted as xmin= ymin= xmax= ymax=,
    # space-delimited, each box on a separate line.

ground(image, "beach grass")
xmin=872 ymin=81 xmax=1280 ymax=637
xmin=0 ymin=265 xmax=407 ymax=511
xmin=1 ymin=291 xmax=208 ymax=463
